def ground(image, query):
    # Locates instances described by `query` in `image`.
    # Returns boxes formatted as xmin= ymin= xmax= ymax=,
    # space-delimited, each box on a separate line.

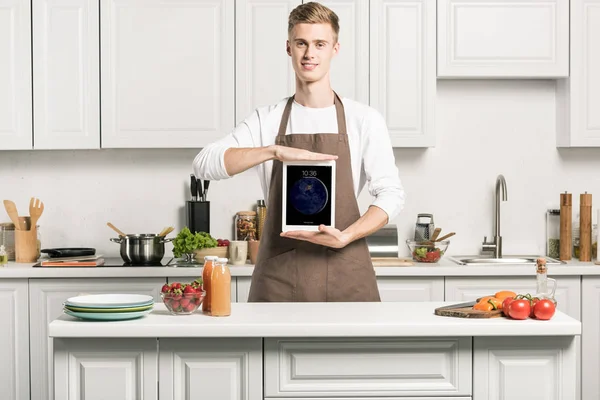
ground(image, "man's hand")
xmin=272 ymin=145 xmax=338 ymax=162
xmin=280 ymin=225 xmax=353 ymax=249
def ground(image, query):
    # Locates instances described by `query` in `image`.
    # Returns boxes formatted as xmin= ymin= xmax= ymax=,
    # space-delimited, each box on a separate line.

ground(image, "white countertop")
xmin=48 ymin=302 xmax=581 ymax=338
xmin=2 ymin=258 xmax=600 ymax=278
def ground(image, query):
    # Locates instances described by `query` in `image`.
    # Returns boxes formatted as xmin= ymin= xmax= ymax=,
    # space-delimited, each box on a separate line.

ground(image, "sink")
xmin=448 ymin=256 xmax=564 ymax=266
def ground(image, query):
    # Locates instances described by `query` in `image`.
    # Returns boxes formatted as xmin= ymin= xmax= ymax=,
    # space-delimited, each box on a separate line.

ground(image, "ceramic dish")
xmin=63 ymin=308 xmax=153 ymax=321
xmin=65 ymin=294 xmax=154 ymax=308
xmin=64 ymin=304 xmax=154 ymax=313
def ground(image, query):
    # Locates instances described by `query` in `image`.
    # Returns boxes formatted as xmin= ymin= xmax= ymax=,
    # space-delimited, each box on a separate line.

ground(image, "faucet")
xmin=482 ymin=174 xmax=508 ymax=258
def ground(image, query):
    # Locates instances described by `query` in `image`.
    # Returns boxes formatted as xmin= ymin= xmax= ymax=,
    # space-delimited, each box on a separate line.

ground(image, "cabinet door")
xmin=557 ymin=0 xmax=600 ymax=147
xmin=582 ymin=277 xmax=600 ymax=400
xmin=29 ymin=278 xmax=163 ymax=400
xmin=159 ymin=338 xmax=262 ymax=400
xmin=32 ymin=0 xmax=100 ymax=149
xmin=54 ymin=338 xmax=158 ymax=400
xmin=236 ymin=276 xmax=251 ymax=302
xmin=370 ymin=0 xmax=436 ymax=147
xmin=318 ymin=0 xmax=369 ymax=104
xmin=101 ymin=0 xmax=234 ymax=148
xmin=0 ymin=0 xmax=32 ymax=150
xmin=437 ymin=0 xmax=569 ymax=78
xmin=377 ymin=277 xmax=444 ymax=302
xmin=0 ymin=280 xmax=29 ymax=400
xmin=167 ymin=275 xmax=236 ymax=302
xmin=444 ymin=276 xmax=581 ymax=320
xmin=236 ymin=0 xmax=299 ymax=123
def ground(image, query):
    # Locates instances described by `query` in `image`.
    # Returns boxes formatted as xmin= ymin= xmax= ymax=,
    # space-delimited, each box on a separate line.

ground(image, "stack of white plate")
xmin=63 ymin=294 xmax=154 ymax=321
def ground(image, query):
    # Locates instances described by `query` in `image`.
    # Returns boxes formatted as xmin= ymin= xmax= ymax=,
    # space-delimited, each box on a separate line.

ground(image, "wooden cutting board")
xmin=434 ymin=300 xmax=504 ymax=318
xmin=371 ymin=257 xmax=414 ymax=266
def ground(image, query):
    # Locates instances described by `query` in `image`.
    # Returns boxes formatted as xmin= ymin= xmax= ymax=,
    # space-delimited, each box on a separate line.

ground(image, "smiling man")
xmin=193 ymin=2 xmax=405 ymax=302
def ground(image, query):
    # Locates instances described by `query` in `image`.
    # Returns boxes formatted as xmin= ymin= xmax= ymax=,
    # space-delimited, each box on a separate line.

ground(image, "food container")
xmin=193 ymin=246 xmax=228 ymax=262
xmin=546 ymin=209 xmax=560 ymax=259
xmin=406 ymin=239 xmax=450 ymax=263
xmin=110 ymin=234 xmax=173 ymax=265
xmin=0 ymin=223 xmax=15 ymax=261
xmin=161 ymin=291 xmax=205 ymax=315
xmin=235 ymin=211 xmax=257 ymax=241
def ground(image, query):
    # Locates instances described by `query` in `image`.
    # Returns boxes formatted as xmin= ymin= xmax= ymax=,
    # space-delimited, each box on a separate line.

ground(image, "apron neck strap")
xmin=277 ymin=91 xmax=347 ymax=137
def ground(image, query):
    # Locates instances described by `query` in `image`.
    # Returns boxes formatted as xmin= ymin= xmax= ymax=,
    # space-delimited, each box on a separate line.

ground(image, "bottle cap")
xmin=257 ymin=200 xmax=265 ymax=207
xmin=217 ymin=257 xmax=228 ymax=263
xmin=204 ymin=255 xmax=218 ymax=261
xmin=0 ymin=245 xmax=5 ymax=252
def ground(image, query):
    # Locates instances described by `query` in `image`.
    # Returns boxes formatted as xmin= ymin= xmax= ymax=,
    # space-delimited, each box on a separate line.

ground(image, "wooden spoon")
xmin=158 ymin=226 xmax=174 ymax=237
xmin=3 ymin=200 xmax=21 ymax=230
xmin=29 ymin=197 xmax=44 ymax=229
xmin=107 ymin=222 xmax=127 ymax=237
xmin=435 ymin=232 xmax=456 ymax=242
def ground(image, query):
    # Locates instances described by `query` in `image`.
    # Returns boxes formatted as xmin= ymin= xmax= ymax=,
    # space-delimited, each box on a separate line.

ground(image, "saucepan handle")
xmin=160 ymin=237 xmax=174 ymax=243
xmin=110 ymin=237 xmax=123 ymax=244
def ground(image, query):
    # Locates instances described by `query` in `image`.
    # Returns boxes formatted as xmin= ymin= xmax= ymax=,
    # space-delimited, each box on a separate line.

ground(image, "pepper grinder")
xmin=559 ymin=192 xmax=572 ymax=260
xmin=580 ymin=192 xmax=592 ymax=261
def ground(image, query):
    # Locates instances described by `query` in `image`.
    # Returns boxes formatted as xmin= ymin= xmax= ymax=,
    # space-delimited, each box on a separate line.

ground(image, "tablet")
xmin=282 ymin=160 xmax=336 ymax=232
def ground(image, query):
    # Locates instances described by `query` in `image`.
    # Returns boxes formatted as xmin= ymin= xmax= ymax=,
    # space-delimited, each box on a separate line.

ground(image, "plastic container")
xmin=546 ymin=209 xmax=560 ymax=259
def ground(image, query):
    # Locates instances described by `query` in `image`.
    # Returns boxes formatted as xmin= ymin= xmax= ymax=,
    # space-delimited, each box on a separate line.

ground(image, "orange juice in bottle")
xmin=201 ymin=256 xmax=218 ymax=314
xmin=211 ymin=257 xmax=231 ymax=317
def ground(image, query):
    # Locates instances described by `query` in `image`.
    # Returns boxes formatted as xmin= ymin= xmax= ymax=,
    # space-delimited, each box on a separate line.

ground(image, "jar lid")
xmin=217 ymin=257 xmax=228 ymax=263
xmin=204 ymin=255 xmax=218 ymax=260
xmin=547 ymin=209 xmax=560 ymax=215
xmin=237 ymin=211 xmax=256 ymax=216
xmin=0 ymin=222 xmax=15 ymax=230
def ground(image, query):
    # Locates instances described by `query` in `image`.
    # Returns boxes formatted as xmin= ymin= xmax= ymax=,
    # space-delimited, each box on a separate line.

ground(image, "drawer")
xmin=265 ymin=398 xmax=471 ymax=400
xmin=264 ymin=338 xmax=472 ymax=397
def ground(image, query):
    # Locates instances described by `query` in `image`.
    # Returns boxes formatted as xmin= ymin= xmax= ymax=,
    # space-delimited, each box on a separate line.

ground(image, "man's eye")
xmin=317 ymin=43 xmax=325 ymax=48
xmin=297 ymin=42 xmax=306 ymax=47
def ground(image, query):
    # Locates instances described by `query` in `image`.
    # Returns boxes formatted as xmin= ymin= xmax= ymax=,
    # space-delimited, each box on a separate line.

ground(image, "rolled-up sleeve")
xmin=362 ymin=109 xmax=406 ymax=221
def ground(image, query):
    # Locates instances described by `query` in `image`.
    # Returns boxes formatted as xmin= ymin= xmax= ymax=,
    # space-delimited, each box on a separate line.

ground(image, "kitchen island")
xmin=49 ymin=302 xmax=580 ymax=400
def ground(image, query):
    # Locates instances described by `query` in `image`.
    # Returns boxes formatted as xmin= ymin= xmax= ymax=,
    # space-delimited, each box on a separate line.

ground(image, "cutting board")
xmin=434 ymin=300 xmax=504 ymax=318
xmin=371 ymin=257 xmax=414 ymax=266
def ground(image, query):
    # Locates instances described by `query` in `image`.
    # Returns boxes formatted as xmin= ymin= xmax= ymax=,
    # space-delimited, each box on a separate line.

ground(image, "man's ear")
xmin=286 ymin=40 xmax=291 ymax=56
xmin=333 ymin=41 xmax=340 ymax=56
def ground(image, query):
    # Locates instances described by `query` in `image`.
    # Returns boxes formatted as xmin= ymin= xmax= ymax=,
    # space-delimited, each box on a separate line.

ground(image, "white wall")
xmin=1 ymin=79 xmax=599 ymax=259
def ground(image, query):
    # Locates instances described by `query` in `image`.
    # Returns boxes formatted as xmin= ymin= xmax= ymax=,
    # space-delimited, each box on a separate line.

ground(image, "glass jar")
xmin=593 ymin=224 xmax=598 ymax=261
xmin=546 ymin=209 xmax=560 ymax=259
xmin=235 ymin=211 xmax=257 ymax=241
xmin=0 ymin=223 xmax=16 ymax=261
xmin=573 ymin=213 xmax=580 ymax=259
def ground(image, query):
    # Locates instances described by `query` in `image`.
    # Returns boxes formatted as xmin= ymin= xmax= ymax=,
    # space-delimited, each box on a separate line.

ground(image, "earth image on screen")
xmin=290 ymin=177 xmax=329 ymax=215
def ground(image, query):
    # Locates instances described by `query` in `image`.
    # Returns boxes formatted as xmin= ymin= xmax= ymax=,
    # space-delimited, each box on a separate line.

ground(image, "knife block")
xmin=15 ymin=228 xmax=39 ymax=263
xmin=186 ymin=201 xmax=210 ymax=234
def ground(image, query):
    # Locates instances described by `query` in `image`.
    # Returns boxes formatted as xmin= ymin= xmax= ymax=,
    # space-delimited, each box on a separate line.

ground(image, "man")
xmin=194 ymin=2 xmax=405 ymax=302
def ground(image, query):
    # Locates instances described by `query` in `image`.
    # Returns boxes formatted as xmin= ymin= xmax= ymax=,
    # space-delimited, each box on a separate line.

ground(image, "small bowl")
xmin=193 ymin=246 xmax=228 ymax=262
xmin=406 ymin=240 xmax=450 ymax=263
xmin=161 ymin=291 xmax=205 ymax=315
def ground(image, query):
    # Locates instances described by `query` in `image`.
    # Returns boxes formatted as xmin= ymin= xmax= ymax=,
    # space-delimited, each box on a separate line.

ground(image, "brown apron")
xmin=247 ymin=92 xmax=381 ymax=302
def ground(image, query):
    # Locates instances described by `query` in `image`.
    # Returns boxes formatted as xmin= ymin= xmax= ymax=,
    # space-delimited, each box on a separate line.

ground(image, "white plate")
xmin=65 ymin=294 xmax=154 ymax=308
xmin=64 ymin=308 xmax=152 ymax=321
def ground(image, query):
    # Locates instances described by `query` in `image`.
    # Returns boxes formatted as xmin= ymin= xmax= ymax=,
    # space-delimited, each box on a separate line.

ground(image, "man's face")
xmin=287 ymin=23 xmax=339 ymax=84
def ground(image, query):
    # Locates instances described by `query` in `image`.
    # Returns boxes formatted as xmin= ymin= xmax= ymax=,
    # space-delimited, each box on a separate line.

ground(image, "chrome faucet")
xmin=482 ymin=174 xmax=508 ymax=258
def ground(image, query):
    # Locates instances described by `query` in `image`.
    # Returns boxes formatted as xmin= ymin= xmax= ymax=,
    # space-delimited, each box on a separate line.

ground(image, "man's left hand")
xmin=280 ymin=225 xmax=353 ymax=248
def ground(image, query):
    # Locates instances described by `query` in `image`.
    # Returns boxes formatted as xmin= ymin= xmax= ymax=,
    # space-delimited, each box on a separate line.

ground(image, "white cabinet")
xmin=370 ymin=0 xmax=436 ymax=147
xmin=444 ymin=276 xmax=581 ymax=319
xmin=236 ymin=276 xmax=252 ymax=303
xmin=167 ymin=275 xmax=236 ymax=302
xmin=474 ymin=336 xmax=578 ymax=400
xmin=582 ymin=277 xmax=600 ymax=400
xmin=32 ymin=0 xmax=100 ymax=149
xmin=557 ymin=0 xmax=600 ymax=147
xmin=0 ymin=0 xmax=32 ymax=150
xmin=159 ymin=338 xmax=263 ymax=400
xmin=377 ymin=277 xmax=444 ymax=302
xmin=54 ymin=338 xmax=158 ymax=400
xmin=29 ymin=278 xmax=163 ymax=400
xmin=0 ymin=280 xmax=29 ymax=400
xmin=100 ymin=0 xmax=234 ymax=148
xmin=437 ymin=0 xmax=569 ymax=78
xmin=235 ymin=0 xmax=299 ymax=123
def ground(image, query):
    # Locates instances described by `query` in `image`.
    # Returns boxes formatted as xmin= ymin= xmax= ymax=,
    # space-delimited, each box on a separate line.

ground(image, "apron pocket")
xmin=326 ymin=248 xmax=380 ymax=302
xmin=248 ymin=249 xmax=297 ymax=302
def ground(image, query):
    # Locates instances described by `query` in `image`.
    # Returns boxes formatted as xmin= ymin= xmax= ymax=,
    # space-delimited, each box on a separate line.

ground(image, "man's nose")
xmin=303 ymin=45 xmax=315 ymax=59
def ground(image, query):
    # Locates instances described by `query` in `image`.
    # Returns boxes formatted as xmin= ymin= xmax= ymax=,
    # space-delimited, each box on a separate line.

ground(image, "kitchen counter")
xmin=49 ymin=302 xmax=581 ymax=338
xmin=2 ymin=257 xmax=599 ymax=278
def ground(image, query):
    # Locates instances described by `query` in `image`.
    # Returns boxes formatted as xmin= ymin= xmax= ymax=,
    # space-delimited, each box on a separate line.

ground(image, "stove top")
xmin=99 ymin=257 xmax=174 ymax=267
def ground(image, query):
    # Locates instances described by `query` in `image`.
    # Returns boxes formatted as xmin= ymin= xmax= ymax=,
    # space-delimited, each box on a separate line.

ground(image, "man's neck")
xmin=294 ymin=79 xmax=334 ymax=108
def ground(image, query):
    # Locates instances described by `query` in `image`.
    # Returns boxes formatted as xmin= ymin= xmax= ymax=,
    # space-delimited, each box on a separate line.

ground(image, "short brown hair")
xmin=288 ymin=2 xmax=340 ymax=42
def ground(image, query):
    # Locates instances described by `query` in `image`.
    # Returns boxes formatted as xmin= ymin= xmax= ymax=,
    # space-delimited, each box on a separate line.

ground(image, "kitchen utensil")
xmin=107 ymin=222 xmax=127 ymax=237
xmin=3 ymin=200 xmax=21 ymax=230
xmin=15 ymin=229 xmax=38 ymax=262
xmin=17 ymin=217 xmax=30 ymax=231
xmin=29 ymin=197 xmax=44 ymax=228
xmin=110 ymin=234 xmax=173 ymax=265
xmin=190 ymin=174 xmax=197 ymax=201
xmin=434 ymin=232 xmax=455 ymax=242
xmin=414 ymin=214 xmax=435 ymax=241
xmin=429 ymin=227 xmax=441 ymax=242
xmin=64 ymin=303 xmax=154 ymax=313
xmin=40 ymin=248 xmax=96 ymax=258
xmin=186 ymin=201 xmax=210 ymax=234
xmin=229 ymin=241 xmax=248 ymax=265
xmin=580 ymin=193 xmax=592 ymax=261
xmin=434 ymin=301 xmax=503 ymax=318
xmin=158 ymin=226 xmax=174 ymax=237
xmin=406 ymin=239 xmax=449 ymax=263
xmin=560 ymin=192 xmax=572 ymax=260
xmin=202 ymin=180 xmax=210 ymax=201
xmin=65 ymin=293 xmax=154 ymax=307
xmin=370 ymin=257 xmax=413 ymax=266
xmin=64 ymin=308 xmax=152 ymax=321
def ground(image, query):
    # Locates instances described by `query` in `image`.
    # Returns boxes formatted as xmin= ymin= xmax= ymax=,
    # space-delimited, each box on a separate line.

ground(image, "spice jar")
xmin=0 ymin=223 xmax=16 ymax=261
xmin=546 ymin=209 xmax=560 ymax=259
xmin=593 ymin=224 xmax=598 ymax=260
xmin=235 ymin=211 xmax=257 ymax=241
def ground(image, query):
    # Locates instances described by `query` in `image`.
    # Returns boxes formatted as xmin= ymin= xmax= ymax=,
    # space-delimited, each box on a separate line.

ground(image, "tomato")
xmin=530 ymin=297 xmax=539 ymax=318
xmin=533 ymin=299 xmax=556 ymax=320
xmin=507 ymin=299 xmax=531 ymax=320
xmin=502 ymin=296 xmax=514 ymax=316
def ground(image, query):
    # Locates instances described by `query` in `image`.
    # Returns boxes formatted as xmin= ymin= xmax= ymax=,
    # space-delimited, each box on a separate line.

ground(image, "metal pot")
xmin=110 ymin=234 xmax=173 ymax=265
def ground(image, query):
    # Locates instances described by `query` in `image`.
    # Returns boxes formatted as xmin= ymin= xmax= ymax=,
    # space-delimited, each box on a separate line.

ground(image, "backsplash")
xmin=2 ymin=80 xmax=600 ymax=258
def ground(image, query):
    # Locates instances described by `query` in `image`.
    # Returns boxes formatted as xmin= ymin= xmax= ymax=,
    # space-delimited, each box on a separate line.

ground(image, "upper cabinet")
xmin=0 ymin=0 xmax=32 ymax=150
xmin=33 ymin=0 xmax=100 ymax=149
xmin=437 ymin=0 xmax=569 ymax=78
xmin=557 ymin=0 xmax=600 ymax=147
xmin=100 ymin=0 xmax=235 ymax=148
xmin=370 ymin=0 xmax=436 ymax=147
xmin=235 ymin=0 xmax=299 ymax=124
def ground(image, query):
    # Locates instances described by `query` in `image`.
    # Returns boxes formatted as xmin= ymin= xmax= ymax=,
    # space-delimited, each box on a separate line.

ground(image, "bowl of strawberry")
xmin=406 ymin=240 xmax=450 ymax=263
xmin=161 ymin=279 xmax=205 ymax=315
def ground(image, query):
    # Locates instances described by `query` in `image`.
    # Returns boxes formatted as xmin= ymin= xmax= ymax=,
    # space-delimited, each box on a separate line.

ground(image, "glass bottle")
xmin=535 ymin=258 xmax=557 ymax=300
xmin=546 ymin=209 xmax=560 ymax=259
xmin=201 ymin=256 xmax=218 ymax=314
xmin=210 ymin=257 xmax=231 ymax=317
xmin=0 ymin=245 xmax=7 ymax=266
xmin=573 ymin=214 xmax=580 ymax=259
xmin=592 ymin=224 xmax=598 ymax=261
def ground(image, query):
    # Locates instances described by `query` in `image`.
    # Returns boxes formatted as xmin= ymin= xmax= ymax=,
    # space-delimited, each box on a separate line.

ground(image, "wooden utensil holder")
xmin=15 ymin=228 xmax=39 ymax=263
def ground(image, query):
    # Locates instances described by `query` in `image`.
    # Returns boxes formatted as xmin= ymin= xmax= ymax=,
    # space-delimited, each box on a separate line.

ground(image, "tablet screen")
xmin=285 ymin=164 xmax=333 ymax=227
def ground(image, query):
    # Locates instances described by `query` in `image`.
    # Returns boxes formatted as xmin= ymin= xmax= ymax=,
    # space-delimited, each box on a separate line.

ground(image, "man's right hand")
xmin=271 ymin=145 xmax=338 ymax=162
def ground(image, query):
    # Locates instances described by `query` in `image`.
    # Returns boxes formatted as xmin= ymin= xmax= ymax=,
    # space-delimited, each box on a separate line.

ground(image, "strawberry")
xmin=180 ymin=298 xmax=191 ymax=308
xmin=184 ymin=302 xmax=196 ymax=312
xmin=184 ymin=285 xmax=196 ymax=295
xmin=171 ymin=288 xmax=183 ymax=301
xmin=170 ymin=300 xmax=180 ymax=310
xmin=161 ymin=284 xmax=170 ymax=293
xmin=171 ymin=282 xmax=181 ymax=290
